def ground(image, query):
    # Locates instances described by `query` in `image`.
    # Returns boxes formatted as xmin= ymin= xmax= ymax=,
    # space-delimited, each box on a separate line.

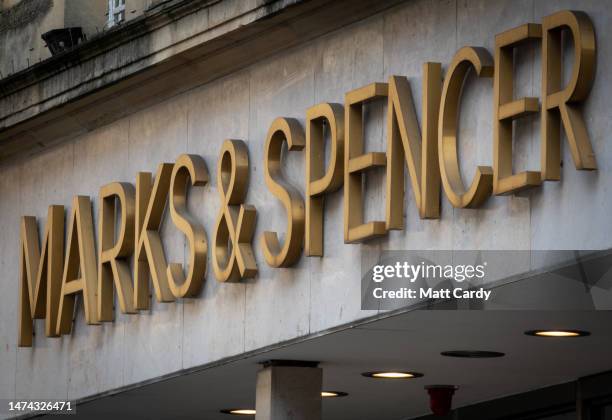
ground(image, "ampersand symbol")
xmin=212 ymin=139 xmax=258 ymax=282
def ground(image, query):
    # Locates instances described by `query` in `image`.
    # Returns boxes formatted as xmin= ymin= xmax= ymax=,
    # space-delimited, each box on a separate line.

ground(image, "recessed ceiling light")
xmin=362 ymin=371 xmax=424 ymax=379
xmin=321 ymin=391 xmax=349 ymax=398
xmin=220 ymin=409 xmax=256 ymax=415
xmin=525 ymin=330 xmax=590 ymax=338
xmin=441 ymin=350 xmax=505 ymax=358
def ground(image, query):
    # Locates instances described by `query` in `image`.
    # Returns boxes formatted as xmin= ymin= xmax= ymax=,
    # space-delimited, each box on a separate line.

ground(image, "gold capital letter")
xmin=386 ymin=63 xmax=442 ymax=231
xmin=261 ymin=117 xmax=305 ymax=267
xmin=134 ymin=164 xmax=175 ymax=310
xmin=493 ymin=24 xmax=542 ymax=195
xmin=541 ymin=10 xmax=596 ymax=180
xmin=98 ymin=182 xmax=136 ymax=322
xmin=167 ymin=154 xmax=209 ymax=298
xmin=18 ymin=206 xmax=64 ymax=347
xmin=212 ymin=140 xmax=258 ymax=282
xmin=344 ymin=83 xmax=388 ymax=243
xmin=57 ymin=196 xmax=99 ymax=335
xmin=438 ymin=47 xmax=494 ymax=208
xmin=305 ymin=103 xmax=344 ymax=257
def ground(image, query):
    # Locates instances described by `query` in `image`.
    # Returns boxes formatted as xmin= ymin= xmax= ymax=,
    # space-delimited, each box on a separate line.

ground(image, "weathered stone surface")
xmin=0 ymin=0 xmax=405 ymax=161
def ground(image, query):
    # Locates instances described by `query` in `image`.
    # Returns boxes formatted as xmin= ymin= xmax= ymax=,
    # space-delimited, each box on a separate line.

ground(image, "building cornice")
xmin=0 ymin=0 xmax=405 ymax=161
xmin=0 ymin=0 xmax=220 ymax=96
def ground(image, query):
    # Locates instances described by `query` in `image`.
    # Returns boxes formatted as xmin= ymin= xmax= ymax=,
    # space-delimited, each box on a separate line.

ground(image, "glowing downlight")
xmin=321 ymin=391 xmax=348 ymax=398
xmin=525 ymin=330 xmax=590 ymax=338
xmin=220 ymin=409 xmax=256 ymax=415
xmin=362 ymin=371 xmax=424 ymax=379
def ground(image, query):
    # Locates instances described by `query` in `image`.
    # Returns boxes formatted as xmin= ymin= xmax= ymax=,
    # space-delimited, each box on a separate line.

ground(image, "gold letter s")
xmin=261 ymin=118 xmax=305 ymax=267
xmin=167 ymin=154 xmax=209 ymax=298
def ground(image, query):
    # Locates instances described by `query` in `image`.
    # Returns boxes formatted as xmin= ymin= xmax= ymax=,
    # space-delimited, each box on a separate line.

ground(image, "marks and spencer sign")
xmin=19 ymin=10 xmax=596 ymax=346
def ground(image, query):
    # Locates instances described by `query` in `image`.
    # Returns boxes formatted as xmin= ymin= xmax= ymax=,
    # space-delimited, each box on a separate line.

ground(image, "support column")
xmin=255 ymin=360 xmax=322 ymax=420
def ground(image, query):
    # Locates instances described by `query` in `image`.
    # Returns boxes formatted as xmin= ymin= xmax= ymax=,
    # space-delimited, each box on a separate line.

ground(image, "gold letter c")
xmin=438 ymin=46 xmax=494 ymax=208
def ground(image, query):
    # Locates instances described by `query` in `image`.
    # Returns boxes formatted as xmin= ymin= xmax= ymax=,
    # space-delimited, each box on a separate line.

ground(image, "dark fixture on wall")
xmin=441 ymin=350 xmax=505 ymax=358
xmin=425 ymin=385 xmax=458 ymax=416
xmin=41 ymin=27 xmax=85 ymax=55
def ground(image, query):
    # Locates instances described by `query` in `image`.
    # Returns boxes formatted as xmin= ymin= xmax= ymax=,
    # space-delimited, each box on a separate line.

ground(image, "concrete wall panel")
xmin=531 ymin=0 xmax=612 ymax=250
xmin=308 ymin=17 xmax=385 ymax=330
xmin=181 ymin=72 xmax=251 ymax=368
xmin=122 ymin=98 xmax=189 ymax=384
xmin=381 ymin=0 xmax=456 ymax=252
xmin=0 ymin=161 xmax=21 ymax=407
xmin=243 ymin=43 xmax=315 ymax=351
xmin=451 ymin=0 xmax=534 ymax=252
xmin=14 ymin=143 xmax=74 ymax=401
xmin=65 ymin=119 xmax=130 ymax=400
